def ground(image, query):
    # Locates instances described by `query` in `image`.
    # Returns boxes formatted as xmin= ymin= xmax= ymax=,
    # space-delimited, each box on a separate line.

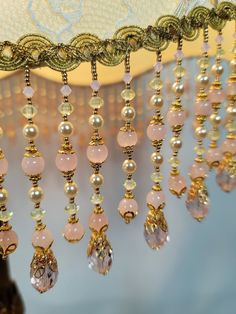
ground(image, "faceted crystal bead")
xmin=174 ymin=49 xmax=184 ymax=60
xmin=58 ymin=102 xmax=74 ymax=116
xmin=123 ymin=73 xmax=132 ymax=84
xmin=89 ymin=96 xmax=104 ymax=109
xmin=173 ymin=65 xmax=186 ymax=78
xmin=207 ymin=130 xmax=220 ymax=141
xmin=150 ymin=172 xmax=163 ymax=183
xmin=168 ymin=157 xmax=180 ymax=167
xmin=226 ymin=121 xmax=236 ymax=133
xmin=90 ymin=193 xmax=104 ymax=205
xmin=154 ymin=61 xmax=163 ymax=72
xmin=121 ymin=88 xmax=135 ymax=101
xmin=216 ymin=48 xmax=224 ymax=58
xmin=216 ymin=169 xmax=236 ymax=192
xmin=201 ymin=42 xmax=210 ymax=53
xmin=144 ymin=225 xmax=169 ymax=250
xmin=65 ymin=203 xmax=79 ymax=215
xmin=194 ymin=145 xmax=205 ymax=155
xmin=31 ymin=208 xmax=46 ymax=221
xmin=21 ymin=104 xmax=38 ymax=119
xmin=198 ymin=57 xmax=209 ymax=69
xmin=88 ymin=240 xmax=113 ymax=275
xmin=0 ymin=210 xmax=13 ymax=222
xmin=60 ymin=84 xmax=72 ymax=96
xmin=123 ymin=179 xmax=136 ymax=191
xmin=23 ymin=86 xmax=35 ymax=98
xmin=186 ymin=193 xmax=209 ymax=221
xmin=30 ymin=249 xmax=58 ymax=293
xmin=149 ymin=78 xmax=163 ymax=90
xmin=90 ymin=80 xmax=101 ymax=91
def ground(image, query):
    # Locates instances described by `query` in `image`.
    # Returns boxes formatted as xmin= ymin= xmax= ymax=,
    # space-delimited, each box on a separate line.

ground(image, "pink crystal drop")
xmin=55 ymin=152 xmax=78 ymax=172
xmin=87 ymin=144 xmax=108 ymax=164
xmin=32 ymin=228 xmax=53 ymax=250
xmin=63 ymin=222 xmax=84 ymax=242
xmin=227 ymin=82 xmax=236 ymax=96
xmin=209 ymin=89 xmax=225 ymax=103
xmin=186 ymin=194 xmax=209 ymax=221
xmin=60 ymin=84 xmax=72 ymax=96
xmin=146 ymin=190 xmax=165 ymax=209
xmin=216 ymin=169 xmax=236 ymax=192
xmin=22 ymin=156 xmax=45 ymax=175
xmin=23 ymin=86 xmax=34 ymax=98
xmin=117 ymin=130 xmax=138 ymax=147
xmin=194 ymin=99 xmax=211 ymax=116
xmin=222 ymin=138 xmax=236 ymax=155
xmin=144 ymin=226 xmax=169 ymax=250
xmin=189 ymin=162 xmax=209 ymax=180
xmin=206 ymin=147 xmax=222 ymax=165
xmin=0 ymin=229 xmax=18 ymax=258
xmin=168 ymin=174 xmax=186 ymax=197
xmin=88 ymin=241 xmax=113 ymax=275
xmin=147 ymin=124 xmax=166 ymax=141
xmin=167 ymin=109 xmax=186 ymax=126
xmin=0 ymin=157 xmax=8 ymax=175
xmin=118 ymin=198 xmax=138 ymax=217
xmin=89 ymin=212 xmax=109 ymax=232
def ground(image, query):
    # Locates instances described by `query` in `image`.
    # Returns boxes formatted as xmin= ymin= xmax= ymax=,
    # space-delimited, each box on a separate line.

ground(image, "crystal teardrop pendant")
xmin=216 ymin=157 xmax=236 ymax=192
xmin=30 ymin=248 xmax=58 ymax=293
xmin=87 ymin=233 xmax=113 ymax=275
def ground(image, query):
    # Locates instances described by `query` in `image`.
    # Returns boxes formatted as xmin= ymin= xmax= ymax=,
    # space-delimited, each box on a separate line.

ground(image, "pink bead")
xmin=60 ymin=84 xmax=72 ymax=96
xmin=206 ymin=147 xmax=222 ymax=164
xmin=147 ymin=124 xmax=166 ymax=141
xmin=89 ymin=212 xmax=108 ymax=232
xmin=23 ymin=86 xmax=34 ymax=98
xmin=146 ymin=190 xmax=165 ymax=209
xmin=201 ymin=42 xmax=210 ymax=53
xmin=194 ymin=99 xmax=212 ymax=116
xmin=55 ymin=152 xmax=78 ymax=172
xmin=90 ymin=80 xmax=101 ymax=91
xmin=63 ymin=222 xmax=84 ymax=242
xmin=0 ymin=157 xmax=8 ymax=175
xmin=227 ymin=82 xmax=236 ymax=96
xmin=123 ymin=73 xmax=132 ymax=84
xmin=154 ymin=61 xmax=163 ymax=72
xmin=209 ymin=89 xmax=225 ymax=103
xmin=21 ymin=156 xmax=45 ymax=175
xmin=87 ymin=144 xmax=108 ymax=164
xmin=189 ymin=162 xmax=209 ymax=179
xmin=168 ymin=174 xmax=186 ymax=196
xmin=117 ymin=130 xmax=138 ymax=147
xmin=0 ymin=229 xmax=18 ymax=256
xmin=32 ymin=228 xmax=53 ymax=250
xmin=118 ymin=198 xmax=138 ymax=216
xmin=222 ymin=138 xmax=236 ymax=155
xmin=167 ymin=109 xmax=186 ymax=126
xmin=174 ymin=50 xmax=184 ymax=60
xmin=215 ymin=34 xmax=223 ymax=44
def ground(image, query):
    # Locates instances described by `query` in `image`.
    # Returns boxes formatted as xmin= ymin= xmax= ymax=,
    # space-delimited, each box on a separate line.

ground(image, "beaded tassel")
xmin=186 ymin=27 xmax=211 ymax=221
xmin=206 ymin=30 xmax=225 ymax=168
xmin=56 ymin=72 xmax=84 ymax=243
xmin=117 ymin=53 xmax=138 ymax=223
xmin=216 ymin=28 xmax=236 ymax=192
xmin=21 ymin=66 xmax=58 ymax=293
xmin=86 ymin=59 xmax=113 ymax=275
xmin=167 ymin=38 xmax=187 ymax=197
xmin=144 ymin=50 xmax=169 ymax=250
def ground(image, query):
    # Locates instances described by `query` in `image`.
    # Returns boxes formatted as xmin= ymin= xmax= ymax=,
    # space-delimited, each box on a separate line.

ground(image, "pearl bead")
xmin=89 ymin=114 xmax=104 ymax=129
xmin=195 ymin=126 xmax=207 ymax=139
xmin=90 ymin=174 xmax=104 ymax=187
xmin=150 ymin=152 xmax=163 ymax=165
xmin=211 ymin=64 xmax=224 ymax=76
xmin=122 ymin=159 xmax=137 ymax=174
xmin=23 ymin=124 xmax=39 ymax=140
xmin=172 ymin=82 xmax=184 ymax=96
xmin=121 ymin=106 xmax=136 ymax=121
xmin=197 ymin=74 xmax=209 ymax=86
xmin=149 ymin=95 xmax=163 ymax=108
xmin=64 ymin=182 xmax=78 ymax=197
xmin=210 ymin=113 xmax=221 ymax=126
xmin=29 ymin=186 xmax=43 ymax=203
xmin=0 ymin=189 xmax=8 ymax=205
xmin=170 ymin=137 xmax=182 ymax=151
xmin=58 ymin=121 xmax=73 ymax=136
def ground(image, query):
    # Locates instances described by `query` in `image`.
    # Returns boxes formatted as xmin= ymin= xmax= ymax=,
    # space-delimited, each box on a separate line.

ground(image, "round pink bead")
xmin=167 ymin=109 xmax=186 ymax=126
xmin=146 ymin=190 xmax=165 ymax=209
xmin=147 ymin=124 xmax=166 ymax=141
xmin=194 ymin=100 xmax=212 ymax=116
xmin=87 ymin=144 xmax=108 ymax=164
xmin=89 ymin=212 xmax=108 ymax=232
xmin=63 ymin=222 xmax=84 ymax=242
xmin=209 ymin=89 xmax=225 ymax=103
xmin=227 ymin=82 xmax=236 ymax=96
xmin=22 ymin=156 xmax=45 ymax=175
xmin=168 ymin=174 xmax=186 ymax=195
xmin=118 ymin=198 xmax=138 ymax=216
xmin=55 ymin=152 xmax=78 ymax=172
xmin=0 ymin=157 xmax=8 ymax=175
xmin=189 ymin=162 xmax=209 ymax=179
xmin=0 ymin=229 xmax=18 ymax=255
xmin=222 ymin=138 xmax=236 ymax=155
xmin=32 ymin=228 xmax=53 ymax=250
xmin=117 ymin=130 xmax=138 ymax=147
xmin=206 ymin=147 xmax=222 ymax=164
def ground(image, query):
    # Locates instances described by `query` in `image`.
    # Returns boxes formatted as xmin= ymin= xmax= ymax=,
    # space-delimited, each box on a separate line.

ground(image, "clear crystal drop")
xmin=30 ymin=249 xmax=58 ymax=293
xmin=58 ymin=102 xmax=74 ymax=116
xmin=144 ymin=225 xmax=169 ymax=250
xmin=186 ymin=189 xmax=209 ymax=221
xmin=21 ymin=104 xmax=38 ymax=119
xmin=216 ymin=169 xmax=236 ymax=192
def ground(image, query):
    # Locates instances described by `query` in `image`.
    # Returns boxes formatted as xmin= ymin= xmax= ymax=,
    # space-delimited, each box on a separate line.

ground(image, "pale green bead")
xmin=194 ymin=145 xmax=205 ymax=155
xmin=198 ymin=57 xmax=209 ymax=70
xmin=207 ymin=130 xmax=220 ymax=141
xmin=226 ymin=121 xmax=236 ymax=132
xmin=150 ymin=172 xmax=163 ymax=183
xmin=21 ymin=104 xmax=38 ymax=119
xmin=149 ymin=78 xmax=163 ymax=90
xmin=173 ymin=65 xmax=186 ymax=78
xmin=121 ymin=89 xmax=135 ymax=101
xmin=168 ymin=157 xmax=180 ymax=167
xmin=65 ymin=203 xmax=79 ymax=215
xmin=123 ymin=179 xmax=136 ymax=191
xmin=216 ymin=48 xmax=224 ymax=58
xmin=90 ymin=193 xmax=104 ymax=205
xmin=89 ymin=96 xmax=104 ymax=109
xmin=31 ymin=208 xmax=46 ymax=221
xmin=58 ymin=102 xmax=74 ymax=116
xmin=0 ymin=210 xmax=13 ymax=222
